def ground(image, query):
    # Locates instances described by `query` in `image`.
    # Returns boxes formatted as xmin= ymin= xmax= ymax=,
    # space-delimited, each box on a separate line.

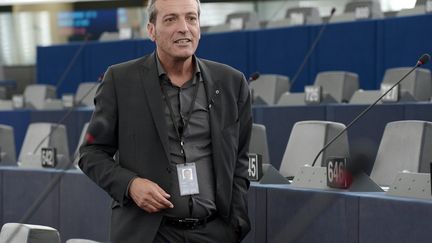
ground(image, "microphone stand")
xmin=311 ymin=54 xmax=430 ymax=167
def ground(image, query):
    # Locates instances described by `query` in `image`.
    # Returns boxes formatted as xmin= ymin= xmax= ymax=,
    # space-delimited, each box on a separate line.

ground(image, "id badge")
xmin=176 ymin=163 xmax=199 ymax=196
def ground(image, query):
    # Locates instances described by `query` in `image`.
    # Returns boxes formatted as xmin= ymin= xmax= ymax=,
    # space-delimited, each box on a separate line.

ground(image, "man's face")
xmin=147 ymin=0 xmax=200 ymax=62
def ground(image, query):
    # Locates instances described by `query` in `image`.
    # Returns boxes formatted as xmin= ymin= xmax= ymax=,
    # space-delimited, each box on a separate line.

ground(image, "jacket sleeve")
xmin=78 ymin=67 xmax=137 ymax=206
xmin=229 ymin=74 xmax=252 ymax=241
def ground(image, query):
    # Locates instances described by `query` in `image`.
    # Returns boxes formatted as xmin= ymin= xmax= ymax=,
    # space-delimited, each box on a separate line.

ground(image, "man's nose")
xmin=177 ymin=18 xmax=189 ymax=33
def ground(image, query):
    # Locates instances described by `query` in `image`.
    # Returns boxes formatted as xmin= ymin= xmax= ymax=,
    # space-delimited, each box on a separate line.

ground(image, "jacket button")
xmin=166 ymin=168 xmax=171 ymax=173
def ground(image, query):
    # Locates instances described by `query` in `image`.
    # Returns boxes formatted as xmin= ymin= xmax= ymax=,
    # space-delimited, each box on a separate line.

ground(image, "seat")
xmin=0 ymin=223 xmax=60 ymax=243
xmin=349 ymin=90 xmax=382 ymax=104
xmin=285 ymin=7 xmax=322 ymax=25
xmin=330 ymin=12 xmax=357 ymax=23
xmin=314 ymin=71 xmax=359 ymax=103
xmin=381 ymin=67 xmax=432 ymax=101
xmin=225 ymin=11 xmax=260 ymax=30
xmin=18 ymin=122 xmax=70 ymax=169
xmin=206 ymin=23 xmax=231 ymax=33
xmin=23 ymin=84 xmax=57 ymax=110
xmin=0 ymin=124 xmax=16 ymax=165
xmin=248 ymin=124 xmax=270 ymax=164
xmin=397 ymin=6 xmax=428 ymax=17
xmin=370 ymin=120 xmax=432 ymax=187
xmin=75 ymin=82 xmax=98 ymax=107
xmin=250 ymin=74 xmax=290 ymax=105
xmin=66 ymin=239 xmax=101 ymax=243
xmin=280 ymin=71 xmax=359 ymax=105
xmin=276 ymin=92 xmax=306 ymax=106
xmin=344 ymin=0 xmax=384 ymax=19
xmin=279 ymin=121 xmax=349 ymax=178
xmin=0 ymin=100 xmax=13 ymax=110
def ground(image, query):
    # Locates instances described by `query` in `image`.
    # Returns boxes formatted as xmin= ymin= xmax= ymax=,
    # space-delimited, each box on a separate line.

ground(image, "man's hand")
xmin=129 ymin=177 xmax=174 ymax=213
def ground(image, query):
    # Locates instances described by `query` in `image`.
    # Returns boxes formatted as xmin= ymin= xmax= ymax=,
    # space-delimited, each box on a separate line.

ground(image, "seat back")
xmin=344 ymin=0 xmax=383 ymax=19
xmin=225 ymin=11 xmax=259 ymax=30
xmin=382 ymin=67 xmax=432 ymax=101
xmin=349 ymin=90 xmax=382 ymax=104
xmin=276 ymin=92 xmax=306 ymax=106
xmin=66 ymin=239 xmax=101 ymax=243
xmin=0 ymin=223 xmax=60 ymax=243
xmin=23 ymin=84 xmax=57 ymax=110
xmin=249 ymin=124 xmax=270 ymax=164
xmin=314 ymin=71 xmax=359 ymax=103
xmin=0 ymin=124 xmax=16 ymax=165
xmin=371 ymin=120 xmax=432 ymax=186
xmin=18 ymin=123 xmax=70 ymax=168
xmin=250 ymin=74 xmax=290 ymax=105
xmin=75 ymin=82 xmax=98 ymax=107
xmin=279 ymin=121 xmax=349 ymax=178
xmin=285 ymin=7 xmax=322 ymax=25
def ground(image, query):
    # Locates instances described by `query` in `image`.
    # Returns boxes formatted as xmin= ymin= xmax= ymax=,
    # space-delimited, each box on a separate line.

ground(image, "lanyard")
xmin=160 ymin=75 xmax=200 ymax=159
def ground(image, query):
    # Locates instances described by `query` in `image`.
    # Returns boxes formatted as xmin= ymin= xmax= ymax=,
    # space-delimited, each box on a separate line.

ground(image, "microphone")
xmin=311 ymin=53 xmax=430 ymax=168
xmin=289 ymin=7 xmax=336 ymax=90
xmin=248 ymin=72 xmax=260 ymax=83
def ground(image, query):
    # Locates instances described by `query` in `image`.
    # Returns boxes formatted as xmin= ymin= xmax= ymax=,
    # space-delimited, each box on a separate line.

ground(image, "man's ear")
xmin=147 ymin=23 xmax=156 ymax=41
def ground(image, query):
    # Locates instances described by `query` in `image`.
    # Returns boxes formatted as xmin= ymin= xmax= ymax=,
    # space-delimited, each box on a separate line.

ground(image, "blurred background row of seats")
xmin=202 ymin=0 xmax=432 ymax=33
xmin=0 ymin=82 xmax=98 ymax=110
xmin=250 ymin=67 xmax=432 ymax=106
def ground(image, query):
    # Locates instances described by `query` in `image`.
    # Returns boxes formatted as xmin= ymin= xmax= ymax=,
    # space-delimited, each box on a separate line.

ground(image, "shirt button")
xmin=215 ymin=89 xmax=220 ymax=95
xmin=180 ymin=149 xmax=184 ymax=154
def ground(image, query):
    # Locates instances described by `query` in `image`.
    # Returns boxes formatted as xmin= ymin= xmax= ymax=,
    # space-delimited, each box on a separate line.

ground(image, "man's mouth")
xmin=174 ymin=38 xmax=192 ymax=44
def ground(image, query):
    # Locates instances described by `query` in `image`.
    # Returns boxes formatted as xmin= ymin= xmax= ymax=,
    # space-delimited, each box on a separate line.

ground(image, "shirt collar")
xmin=155 ymin=54 xmax=202 ymax=85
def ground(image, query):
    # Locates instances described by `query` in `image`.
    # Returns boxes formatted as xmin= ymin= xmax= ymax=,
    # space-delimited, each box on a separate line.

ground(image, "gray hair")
xmin=147 ymin=0 xmax=201 ymax=24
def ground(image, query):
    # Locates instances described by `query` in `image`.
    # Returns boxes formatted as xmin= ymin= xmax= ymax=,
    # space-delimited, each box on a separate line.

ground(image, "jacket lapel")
xmin=197 ymin=59 xmax=224 ymax=186
xmin=138 ymin=53 xmax=171 ymax=163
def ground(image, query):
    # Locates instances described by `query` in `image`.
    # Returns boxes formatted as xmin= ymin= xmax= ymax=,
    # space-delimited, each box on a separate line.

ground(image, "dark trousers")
xmin=153 ymin=217 xmax=238 ymax=243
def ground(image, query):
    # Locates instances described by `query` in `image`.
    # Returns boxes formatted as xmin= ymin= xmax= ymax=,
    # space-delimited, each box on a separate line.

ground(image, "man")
xmin=79 ymin=0 xmax=252 ymax=242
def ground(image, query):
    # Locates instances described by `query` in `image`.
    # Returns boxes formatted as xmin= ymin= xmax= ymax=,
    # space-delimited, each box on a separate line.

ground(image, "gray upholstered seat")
xmin=75 ymin=82 xmax=98 ymax=107
xmin=250 ymin=74 xmax=290 ymax=105
xmin=349 ymin=90 xmax=382 ymax=104
xmin=397 ymin=6 xmax=428 ymax=17
xmin=0 ymin=223 xmax=60 ymax=243
xmin=314 ymin=71 xmax=359 ymax=103
xmin=23 ymin=84 xmax=57 ymax=110
xmin=381 ymin=67 xmax=432 ymax=101
xmin=66 ymin=239 xmax=101 ymax=243
xmin=285 ymin=7 xmax=322 ymax=25
xmin=18 ymin=123 xmax=70 ymax=168
xmin=249 ymin=123 xmax=270 ymax=164
xmin=276 ymin=92 xmax=306 ymax=106
xmin=225 ymin=11 xmax=260 ymax=30
xmin=370 ymin=120 xmax=432 ymax=187
xmin=0 ymin=124 xmax=16 ymax=165
xmin=344 ymin=0 xmax=384 ymax=19
xmin=279 ymin=121 xmax=349 ymax=178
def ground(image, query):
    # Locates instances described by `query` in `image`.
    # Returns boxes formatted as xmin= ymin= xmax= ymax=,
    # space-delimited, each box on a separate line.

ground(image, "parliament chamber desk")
xmin=1 ymin=167 xmax=432 ymax=243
